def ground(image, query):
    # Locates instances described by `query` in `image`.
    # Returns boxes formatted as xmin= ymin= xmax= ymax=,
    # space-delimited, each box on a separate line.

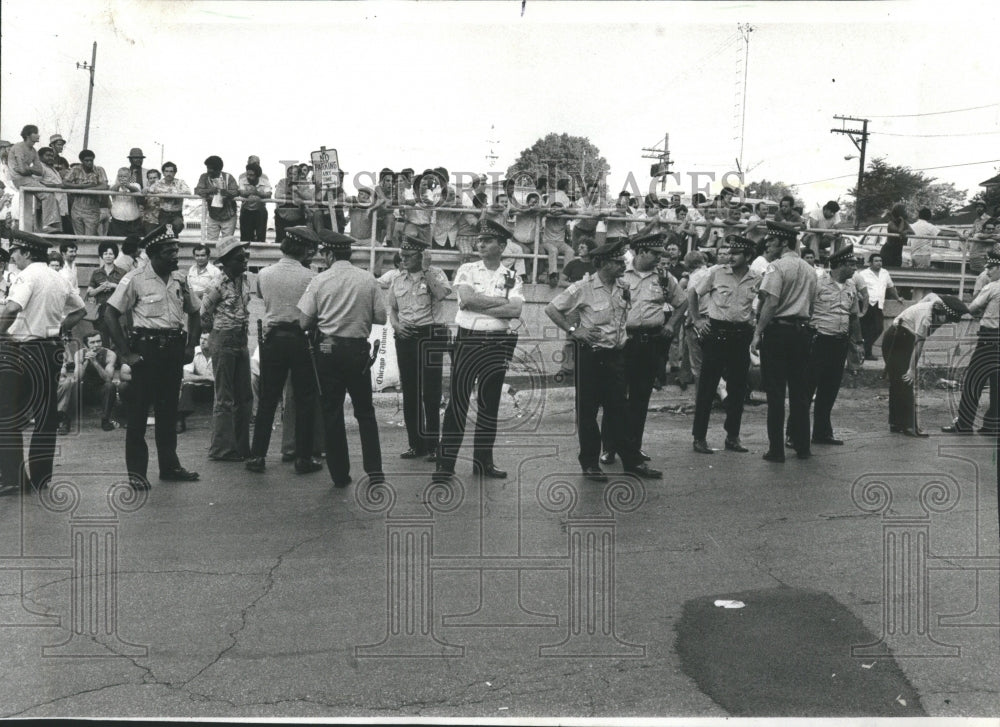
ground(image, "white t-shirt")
xmin=856 ymin=267 xmax=894 ymax=308
xmin=6 ymin=262 xmax=85 ymax=340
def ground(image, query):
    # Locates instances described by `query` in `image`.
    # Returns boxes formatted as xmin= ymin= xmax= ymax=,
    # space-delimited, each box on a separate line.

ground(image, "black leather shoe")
xmin=890 ymin=425 xmax=904 ymax=433
xmin=623 ymin=463 xmax=662 ymax=479
xmin=367 ymin=472 xmax=386 ymax=485
xmin=638 ymin=450 xmax=651 ymax=462
xmin=941 ymin=422 xmax=973 ymax=434
xmin=582 ymin=467 xmax=608 ymax=483
xmin=400 ymin=448 xmax=427 ymax=459
xmin=159 ymin=467 xmax=199 ymax=482
xmin=245 ymin=457 xmax=266 ymax=473
xmin=431 ymin=470 xmax=453 ymax=483
xmin=762 ymin=451 xmax=785 ymax=463
xmin=294 ymin=458 xmax=323 ymax=474
xmin=425 ymin=452 xmax=437 ymax=462
xmin=903 ymin=428 xmax=930 ymax=438
xmin=692 ymin=439 xmax=714 ymax=454
xmin=724 ymin=438 xmax=749 ymax=453
xmin=600 ymin=451 xmax=616 ymax=465
xmin=281 ymin=453 xmax=296 ymax=462
xmin=175 ymin=418 xmax=187 ymax=434
xmin=811 ymin=436 xmax=844 ymax=445
xmin=795 ymin=449 xmax=811 ymax=459
xmin=209 ymin=453 xmax=246 ymax=462
xmin=333 ymin=476 xmax=352 ymax=488
xmin=785 ymin=436 xmax=794 ymax=449
xmin=475 ymin=463 xmax=508 ymax=479
xmin=129 ymin=475 xmax=151 ymax=490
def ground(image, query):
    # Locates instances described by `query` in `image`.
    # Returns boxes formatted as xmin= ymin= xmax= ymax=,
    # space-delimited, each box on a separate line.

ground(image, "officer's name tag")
xmin=319 ymin=341 xmax=334 ymax=354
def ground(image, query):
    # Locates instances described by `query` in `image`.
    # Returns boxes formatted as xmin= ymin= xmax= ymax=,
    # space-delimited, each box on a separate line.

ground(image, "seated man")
xmin=177 ymin=332 xmax=214 ymax=433
xmin=57 ymin=331 xmax=120 ymax=433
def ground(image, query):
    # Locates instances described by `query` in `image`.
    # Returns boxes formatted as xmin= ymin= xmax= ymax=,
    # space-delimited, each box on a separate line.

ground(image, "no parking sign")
xmin=310 ymin=146 xmax=340 ymax=190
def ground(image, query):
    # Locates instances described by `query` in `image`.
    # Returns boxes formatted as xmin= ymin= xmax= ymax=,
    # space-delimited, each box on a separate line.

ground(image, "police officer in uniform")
xmin=297 ymin=230 xmax=385 ymax=487
xmin=546 ymin=238 xmax=663 ymax=482
xmin=387 ymin=233 xmax=452 ymax=460
xmin=0 ymin=230 xmax=87 ymax=494
xmin=688 ymin=235 xmax=761 ymax=454
xmin=105 ymin=224 xmax=201 ymax=488
xmin=434 ymin=219 xmax=523 ymax=482
xmin=750 ymin=220 xmax=818 ymax=463
xmin=246 ymin=226 xmax=322 ymax=474
xmin=805 ymin=243 xmax=860 ymax=445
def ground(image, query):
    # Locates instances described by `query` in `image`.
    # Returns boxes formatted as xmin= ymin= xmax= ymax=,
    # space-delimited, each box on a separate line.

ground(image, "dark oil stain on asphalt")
xmin=674 ymin=587 xmax=926 ymax=716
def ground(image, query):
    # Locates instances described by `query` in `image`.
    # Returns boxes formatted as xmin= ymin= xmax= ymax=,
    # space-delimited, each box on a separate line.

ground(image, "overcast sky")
xmin=2 ymin=0 xmax=999 ymax=210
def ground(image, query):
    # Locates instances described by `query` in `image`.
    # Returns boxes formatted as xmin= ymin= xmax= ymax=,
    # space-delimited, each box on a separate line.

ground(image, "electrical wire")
xmin=871 ymin=130 xmax=1000 ymax=138
xmin=859 ymin=103 xmax=1000 ymax=119
xmin=793 ymin=158 xmax=1000 ymax=187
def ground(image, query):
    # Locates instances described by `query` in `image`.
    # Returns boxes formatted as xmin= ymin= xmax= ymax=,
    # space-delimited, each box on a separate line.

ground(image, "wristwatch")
xmin=568 ymin=325 xmax=577 ymax=335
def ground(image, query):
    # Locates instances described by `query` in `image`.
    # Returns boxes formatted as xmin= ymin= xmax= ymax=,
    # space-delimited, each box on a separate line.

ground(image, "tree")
xmin=911 ymin=181 xmax=968 ymax=220
xmin=970 ymin=166 xmax=1000 ymax=215
xmin=847 ymin=157 xmax=966 ymax=224
xmin=506 ymin=133 xmax=610 ymax=189
xmin=743 ymin=179 xmax=797 ymax=203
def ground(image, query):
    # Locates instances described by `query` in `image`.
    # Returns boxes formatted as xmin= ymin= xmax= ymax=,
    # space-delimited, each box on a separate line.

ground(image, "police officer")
xmin=435 ymin=219 xmax=522 ymax=481
xmin=105 ymin=224 xmax=201 ymax=488
xmin=546 ymin=238 xmax=663 ymax=482
xmin=0 ymin=230 xmax=87 ymax=495
xmin=387 ymin=233 xmax=452 ymax=460
xmin=246 ymin=226 xmax=322 ymax=474
xmin=942 ymin=250 xmax=1000 ymax=434
xmin=750 ymin=220 xmax=818 ymax=462
xmin=688 ymin=235 xmax=761 ymax=454
xmin=805 ymin=243 xmax=860 ymax=445
xmin=297 ymin=230 xmax=385 ymax=487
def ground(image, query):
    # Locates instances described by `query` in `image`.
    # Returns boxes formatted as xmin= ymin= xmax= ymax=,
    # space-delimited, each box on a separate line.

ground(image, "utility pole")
xmin=831 ymin=115 xmax=870 ymax=227
xmin=76 ymin=42 xmax=97 ymax=150
xmin=736 ymin=24 xmax=754 ymax=172
xmin=485 ymin=124 xmax=500 ymax=168
xmin=642 ymin=133 xmax=672 ymax=192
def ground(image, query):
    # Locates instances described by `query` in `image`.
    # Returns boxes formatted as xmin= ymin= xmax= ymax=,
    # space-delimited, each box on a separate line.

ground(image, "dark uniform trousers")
xmin=577 ymin=344 xmax=644 ymax=470
xmin=615 ymin=330 xmax=667 ymax=453
xmin=395 ymin=324 xmax=450 ymax=455
xmin=692 ymin=321 xmax=753 ymax=441
xmin=250 ymin=324 xmax=317 ymax=461
xmin=125 ymin=330 xmax=186 ymax=480
xmin=0 ymin=339 xmax=62 ymax=490
xmin=860 ymin=304 xmax=884 ymax=358
xmin=316 ymin=336 xmax=382 ymax=483
xmin=760 ymin=320 xmax=812 ymax=455
xmin=437 ymin=329 xmax=517 ymax=473
xmin=882 ymin=325 xmax=918 ymax=431
xmin=806 ymin=332 xmax=850 ymax=441
xmin=956 ymin=326 xmax=1000 ymax=430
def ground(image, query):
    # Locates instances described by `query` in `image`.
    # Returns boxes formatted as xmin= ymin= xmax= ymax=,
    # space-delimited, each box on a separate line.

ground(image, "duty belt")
xmin=770 ymin=317 xmax=810 ymax=328
xmin=708 ymin=319 xmax=753 ymax=331
xmin=132 ymin=328 xmax=185 ymax=339
xmin=626 ymin=327 xmax=665 ymax=344
xmin=267 ymin=321 xmax=304 ymax=333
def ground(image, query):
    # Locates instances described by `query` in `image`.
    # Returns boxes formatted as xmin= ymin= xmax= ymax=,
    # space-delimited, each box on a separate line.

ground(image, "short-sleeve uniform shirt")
xmin=759 ymin=250 xmax=818 ymax=319
xmin=453 ymin=260 xmax=524 ymax=332
xmin=388 ymin=266 xmax=451 ymax=327
xmin=550 ymin=272 xmax=630 ymax=350
xmin=622 ymin=266 xmax=684 ymax=329
xmin=694 ymin=264 xmax=761 ymax=323
xmin=810 ymin=276 xmax=860 ymax=337
xmin=107 ymin=265 xmax=196 ymax=329
xmin=297 ymin=260 xmax=384 ymax=339
xmin=5 ymin=263 xmax=86 ymax=340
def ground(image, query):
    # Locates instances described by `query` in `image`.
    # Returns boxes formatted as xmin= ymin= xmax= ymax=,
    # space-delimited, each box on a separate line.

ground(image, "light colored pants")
xmin=542 ymin=239 xmax=574 ymax=274
xmin=71 ymin=205 xmax=101 ymax=237
xmin=205 ymin=215 xmax=237 ymax=241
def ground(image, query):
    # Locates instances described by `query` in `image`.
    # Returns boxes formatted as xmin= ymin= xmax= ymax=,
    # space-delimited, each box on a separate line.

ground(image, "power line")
xmin=871 ymin=130 xmax=1000 ymax=138
xmin=793 ymin=158 xmax=1000 ymax=187
xmin=859 ymin=103 xmax=1000 ymax=119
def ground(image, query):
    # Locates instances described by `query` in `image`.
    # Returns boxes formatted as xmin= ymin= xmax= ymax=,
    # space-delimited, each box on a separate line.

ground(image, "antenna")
xmin=485 ymin=124 xmax=500 ymax=168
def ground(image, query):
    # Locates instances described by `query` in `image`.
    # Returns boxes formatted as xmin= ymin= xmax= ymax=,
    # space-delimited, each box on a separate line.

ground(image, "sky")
xmin=2 ymin=0 xmax=1000 ymax=212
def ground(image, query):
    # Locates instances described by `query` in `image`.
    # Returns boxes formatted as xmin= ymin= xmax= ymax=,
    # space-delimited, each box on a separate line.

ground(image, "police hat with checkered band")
xmin=630 ymin=229 xmax=667 ymax=253
xmin=765 ymin=219 xmax=799 ymax=242
xmin=318 ymin=229 xmax=358 ymax=252
xmin=284 ymin=226 xmax=322 ymax=249
xmin=827 ymin=244 xmax=858 ymax=267
xmin=5 ymin=227 xmax=51 ymax=255
xmin=477 ymin=218 xmax=512 ymax=242
xmin=141 ymin=223 xmax=179 ymax=252
xmin=724 ymin=234 xmax=755 ymax=255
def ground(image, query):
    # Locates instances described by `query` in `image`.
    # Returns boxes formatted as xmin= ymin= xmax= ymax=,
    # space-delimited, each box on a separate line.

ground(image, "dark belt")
xmin=400 ymin=323 xmax=450 ymax=335
xmin=626 ymin=327 xmax=665 ymax=344
xmin=813 ymin=330 xmax=849 ymax=340
xmin=457 ymin=328 xmax=514 ymax=339
xmin=318 ymin=334 xmax=367 ymax=346
xmin=770 ymin=317 xmax=810 ymax=329
xmin=708 ymin=319 xmax=753 ymax=332
xmin=267 ymin=321 xmax=304 ymax=334
xmin=132 ymin=328 xmax=185 ymax=340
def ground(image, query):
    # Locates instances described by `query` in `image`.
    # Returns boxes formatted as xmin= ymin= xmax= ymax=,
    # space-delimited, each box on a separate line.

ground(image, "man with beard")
xmin=105 ymin=224 xmax=201 ymax=489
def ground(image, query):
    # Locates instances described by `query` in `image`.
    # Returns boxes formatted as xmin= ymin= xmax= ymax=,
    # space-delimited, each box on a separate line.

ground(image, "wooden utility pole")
xmin=76 ymin=42 xmax=97 ymax=150
xmin=831 ymin=115 xmax=870 ymax=227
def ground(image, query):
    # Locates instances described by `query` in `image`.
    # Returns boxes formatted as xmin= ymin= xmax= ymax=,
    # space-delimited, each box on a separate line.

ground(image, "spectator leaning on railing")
xmin=194 ymin=156 xmax=239 ymax=241
xmin=62 ymin=149 xmax=109 ymax=237
xmin=148 ymin=162 xmax=190 ymax=233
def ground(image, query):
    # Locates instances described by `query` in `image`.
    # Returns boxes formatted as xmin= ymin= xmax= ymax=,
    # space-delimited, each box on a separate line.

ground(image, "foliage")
xmin=848 ymin=157 xmax=967 ymax=224
xmin=743 ymin=179 xmax=797 ymax=203
xmin=506 ymin=133 xmax=610 ymax=187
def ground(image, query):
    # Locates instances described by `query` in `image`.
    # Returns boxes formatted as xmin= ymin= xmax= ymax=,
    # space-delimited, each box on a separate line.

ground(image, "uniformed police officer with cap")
xmin=298 ymin=229 xmax=386 ymax=487
xmin=688 ymin=234 xmax=761 ymax=454
xmin=805 ymin=242 xmax=860 ymax=446
xmin=750 ymin=219 xmax=818 ymax=463
xmin=546 ymin=238 xmax=663 ymax=482
xmin=435 ymin=218 xmax=523 ymax=482
xmin=105 ymin=223 xmax=202 ymax=488
xmin=387 ymin=231 xmax=452 ymax=460
xmin=0 ymin=229 xmax=87 ymax=495
xmin=246 ymin=225 xmax=322 ymax=474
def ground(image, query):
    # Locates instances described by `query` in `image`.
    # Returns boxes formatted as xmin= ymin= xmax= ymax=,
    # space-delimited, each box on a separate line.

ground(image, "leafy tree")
xmin=847 ymin=157 xmax=966 ymax=224
xmin=506 ymin=133 xmax=610 ymax=189
xmin=743 ymin=179 xmax=797 ymax=203
xmin=911 ymin=181 xmax=968 ymax=220
xmin=970 ymin=166 xmax=1000 ymax=214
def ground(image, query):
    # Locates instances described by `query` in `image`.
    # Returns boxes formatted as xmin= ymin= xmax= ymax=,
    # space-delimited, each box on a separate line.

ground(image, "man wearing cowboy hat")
xmin=297 ymin=230 xmax=386 ymax=487
xmin=0 ymin=229 xmax=87 ymax=495
xmin=48 ymin=134 xmax=69 ymax=168
xmin=688 ymin=234 xmax=761 ymax=455
xmin=546 ymin=237 xmax=662 ymax=482
xmin=105 ymin=223 xmax=201 ymax=488
xmin=118 ymin=147 xmax=149 ymax=188
xmin=200 ymin=236 xmax=252 ymax=462
xmin=387 ymin=231 xmax=452 ymax=461
xmin=246 ymin=226 xmax=322 ymax=474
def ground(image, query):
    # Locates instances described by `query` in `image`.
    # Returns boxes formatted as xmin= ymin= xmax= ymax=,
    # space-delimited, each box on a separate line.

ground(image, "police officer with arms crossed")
xmin=435 ymin=219 xmax=522 ymax=482
xmin=297 ymin=230 xmax=386 ymax=487
xmin=750 ymin=220 xmax=818 ymax=463
xmin=387 ymin=233 xmax=452 ymax=461
xmin=688 ymin=235 xmax=761 ymax=454
xmin=0 ymin=230 xmax=86 ymax=495
xmin=804 ymin=244 xmax=861 ymax=446
xmin=104 ymin=224 xmax=201 ymax=488
xmin=546 ymin=238 xmax=663 ymax=482
xmin=246 ymin=226 xmax=322 ymax=474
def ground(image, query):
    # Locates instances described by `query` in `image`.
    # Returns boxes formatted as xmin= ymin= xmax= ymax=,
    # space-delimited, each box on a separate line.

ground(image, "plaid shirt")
xmin=200 ymin=272 xmax=250 ymax=332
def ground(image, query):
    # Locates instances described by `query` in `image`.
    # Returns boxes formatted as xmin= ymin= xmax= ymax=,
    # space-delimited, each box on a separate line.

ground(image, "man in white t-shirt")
xmin=855 ymin=252 xmax=901 ymax=360
xmin=908 ymin=207 xmax=940 ymax=268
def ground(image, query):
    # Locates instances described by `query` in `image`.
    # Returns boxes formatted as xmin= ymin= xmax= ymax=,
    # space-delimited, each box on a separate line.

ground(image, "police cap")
xmin=765 ymin=219 xmax=799 ymax=241
xmin=935 ymin=294 xmax=970 ymax=322
xmin=725 ymin=234 xmax=755 ymax=254
xmin=284 ymin=226 xmax=322 ymax=248
xmin=827 ymin=244 xmax=857 ymax=267
xmin=591 ymin=238 xmax=628 ymax=262
xmin=142 ymin=223 xmax=178 ymax=252
xmin=5 ymin=228 xmax=51 ymax=255
xmin=318 ymin=229 xmax=357 ymax=251
xmin=630 ymin=230 xmax=666 ymax=253
xmin=477 ymin=218 xmax=512 ymax=242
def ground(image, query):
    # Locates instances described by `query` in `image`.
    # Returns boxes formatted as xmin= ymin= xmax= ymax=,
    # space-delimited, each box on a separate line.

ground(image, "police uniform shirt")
xmin=107 ymin=265 xmax=196 ymax=329
xmin=759 ymin=250 xmax=818 ymax=319
xmin=622 ymin=265 xmax=684 ymax=329
xmin=297 ymin=260 xmax=384 ymax=339
xmin=550 ymin=272 xmax=630 ymax=350
xmin=5 ymin=262 xmax=85 ymax=340
xmin=810 ymin=275 xmax=859 ymax=337
xmin=453 ymin=260 xmax=524 ymax=332
xmin=255 ymin=257 xmax=316 ymax=331
xmin=969 ymin=280 xmax=1000 ymax=329
xmin=687 ymin=266 xmax=713 ymax=318
xmin=201 ymin=273 xmax=250 ymax=331
xmin=894 ymin=293 xmax=943 ymax=341
xmin=694 ymin=264 xmax=761 ymax=323
xmin=387 ymin=266 xmax=451 ymax=327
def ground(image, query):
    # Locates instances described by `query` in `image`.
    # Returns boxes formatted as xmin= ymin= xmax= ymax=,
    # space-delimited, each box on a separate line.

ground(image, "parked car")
xmin=852 ymin=224 xmax=969 ymax=270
